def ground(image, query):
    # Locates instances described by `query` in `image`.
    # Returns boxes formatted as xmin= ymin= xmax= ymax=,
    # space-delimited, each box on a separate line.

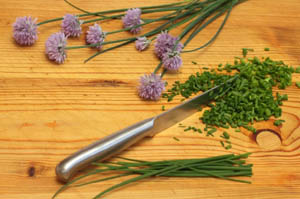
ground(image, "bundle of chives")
xmin=53 ymin=153 xmax=252 ymax=199
xmin=13 ymin=0 xmax=247 ymax=100
xmin=13 ymin=0 xmax=246 ymax=64
xmin=66 ymin=0 xmax=245 ymax=63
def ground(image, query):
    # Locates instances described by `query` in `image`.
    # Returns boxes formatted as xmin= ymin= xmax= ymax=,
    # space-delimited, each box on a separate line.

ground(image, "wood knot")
xmin=255 ymin=129 xmax=282 ymax=150
xmin=28 ymin=166 xmax=36 ymax=177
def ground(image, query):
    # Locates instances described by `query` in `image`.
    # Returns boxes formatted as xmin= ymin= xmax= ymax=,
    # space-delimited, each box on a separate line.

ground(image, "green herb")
xmin=221 ymin=132 xmax=230 ymax=139
xmin=217 ymin=67 xmax=223 ymax=71
xmin=295 ymin=67 xmax=300 ymax=73
xmin=296 ymin=82 xmax=300 ymax=88
xmin=85 ymin=0 xmax=244 ymax=64
xmin=282 ymin=94 xmax=288 ymax=100
xmin=183 ymin=125 xmax=202 ymax=134
xmin=192 ymin=61 xmax=198 ymax=65
xmin=207 ymin=128 xmax=217 ymax=137
xmin=162 ymin=105 xmax=165 ymax=111
xmin=191 ymin=126 xmax=198 ymax=132
xmin=173 ymin=137 xmax=180 ymax=141
xmin=184 ymin=126 xmax=192 ymax=131
xmin=167 ymin=54 xmax=295 ymax=141
xmin=197 ymin=128 xmax=203 ymax=134
xmin=220 ymin=141 xmax=225 ymax=147
xmin=242 ymin=48 xmax=254 ymax=57
xmin=264 ymin=47 xmax=270 ymax=51
xmin=220 ymin=132 xmax=231 ymax=150
xmin=274 ymin=119 xmax=285 ymax=126
xmin=243 ymin=125 xmax=256 ymax=133
xmin=53 ymin=153 xmax=253 ymax=198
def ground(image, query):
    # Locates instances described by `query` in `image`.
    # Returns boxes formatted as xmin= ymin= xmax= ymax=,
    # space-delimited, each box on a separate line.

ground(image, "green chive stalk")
xmin=52 ymin=153 xmax=252 ymax=199
xmin=37 ymin=0 xmax=191 ymax=26
xmin=64 ymin=0 xmax=190 ymax=17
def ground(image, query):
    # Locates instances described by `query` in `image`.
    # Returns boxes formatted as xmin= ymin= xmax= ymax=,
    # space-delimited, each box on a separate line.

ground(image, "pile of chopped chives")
xmin=163 ymin=50 xmax=300 ymax=149
xmin=53 ymin=153 xmax=252 ymax=199
xmin=163 ymin=51 xmax=299 ymax=149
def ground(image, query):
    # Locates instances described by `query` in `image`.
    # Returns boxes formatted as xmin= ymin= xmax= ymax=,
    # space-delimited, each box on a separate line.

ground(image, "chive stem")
xmin=182 ymin=0 xmax=234 ymax=52
xmin=154 ymin=61 xmax=163 ymax=74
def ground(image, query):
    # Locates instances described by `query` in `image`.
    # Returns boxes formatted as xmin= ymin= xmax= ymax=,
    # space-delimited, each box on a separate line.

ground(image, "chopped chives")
xmin=222 ymin=132 xmax=230 ymax=139
xmin=274 ymin=119 xmax=285 ymax=126
xmin=242 ymin=48 xmax=254 ymax=57
xmin=166 ymin=53 xmax=296 ymax=148
xmin=207 ymin=128 xmax=217 ymax=137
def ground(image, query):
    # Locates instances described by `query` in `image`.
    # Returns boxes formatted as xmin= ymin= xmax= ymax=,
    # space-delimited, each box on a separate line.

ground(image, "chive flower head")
xmin=45 ymin=32 xmax=67 ymax=64
xmin=154 ymin=31 xmax=183 ymax=59
xmin=122 ymin=8 xmax=143 ymax=34
xmin=86 ymin=23 xmax=106 ymax=50
xmin=162 ymin=51 xmax=182 ymax=71
xmin=61 ymin=14 xmax=83 ymax=37
xmin=13 ymin=16 xmax=38 ymax=46
xmin=135 ymin=36 xmax=150 ymax=51
xmin=138 ymin=73 xmax=165 ymax=100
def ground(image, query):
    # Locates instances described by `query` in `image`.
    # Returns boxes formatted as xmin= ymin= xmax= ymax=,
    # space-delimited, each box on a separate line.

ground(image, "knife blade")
xmin=56 ymin=75 xmax=238 ymax=182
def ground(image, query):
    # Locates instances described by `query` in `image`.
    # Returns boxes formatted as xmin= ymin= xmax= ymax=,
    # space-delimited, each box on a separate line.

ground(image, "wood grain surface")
xmin=0 ymin=0 xmax=300 ymax=198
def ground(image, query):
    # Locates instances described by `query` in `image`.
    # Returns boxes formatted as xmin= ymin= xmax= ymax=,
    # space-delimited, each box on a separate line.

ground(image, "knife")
xmin=56 ymin=75 xmax=238 ymax=182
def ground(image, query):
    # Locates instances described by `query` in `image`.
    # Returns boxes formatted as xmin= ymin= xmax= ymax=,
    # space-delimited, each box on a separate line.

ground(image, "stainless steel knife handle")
xmin=56 ymin=117 xmax=156 ymax=182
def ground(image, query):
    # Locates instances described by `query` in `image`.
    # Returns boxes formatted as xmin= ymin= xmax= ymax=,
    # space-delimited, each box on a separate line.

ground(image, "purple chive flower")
xmin=162 ymin=51 xmax=183 ymax=71
xmin=61 ymin=14 xmax=83 ymax=37
xmin=138 ymin=73 xmax=165 ymax=100
xmin=135 ymin=37 xmax=150 ymax=51
xmin=86 ymin=23 xmax=106 ymax=50
xmin=45 ymin=32 xmax=67 ymax=64
xmin=13 ymin=16 xmax=38 ymax=46
xmin=122 ymin=8 xmax=143 ymax=34
xmin=154 ymin=31 xmax=183 ymax=59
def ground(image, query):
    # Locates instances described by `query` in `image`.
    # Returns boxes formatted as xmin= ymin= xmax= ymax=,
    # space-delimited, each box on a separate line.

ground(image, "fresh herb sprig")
xmin=53 ymin=153 xmax=252 ymax=199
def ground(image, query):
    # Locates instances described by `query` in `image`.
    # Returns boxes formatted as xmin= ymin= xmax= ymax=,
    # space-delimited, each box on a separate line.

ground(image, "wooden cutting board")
xmin=0 ymin=0 xmax=299 ymax=198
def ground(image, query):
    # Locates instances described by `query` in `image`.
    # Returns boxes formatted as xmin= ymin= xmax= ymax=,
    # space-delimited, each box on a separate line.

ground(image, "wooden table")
xmin=1 ymin=0 xmax=300 ymax=198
